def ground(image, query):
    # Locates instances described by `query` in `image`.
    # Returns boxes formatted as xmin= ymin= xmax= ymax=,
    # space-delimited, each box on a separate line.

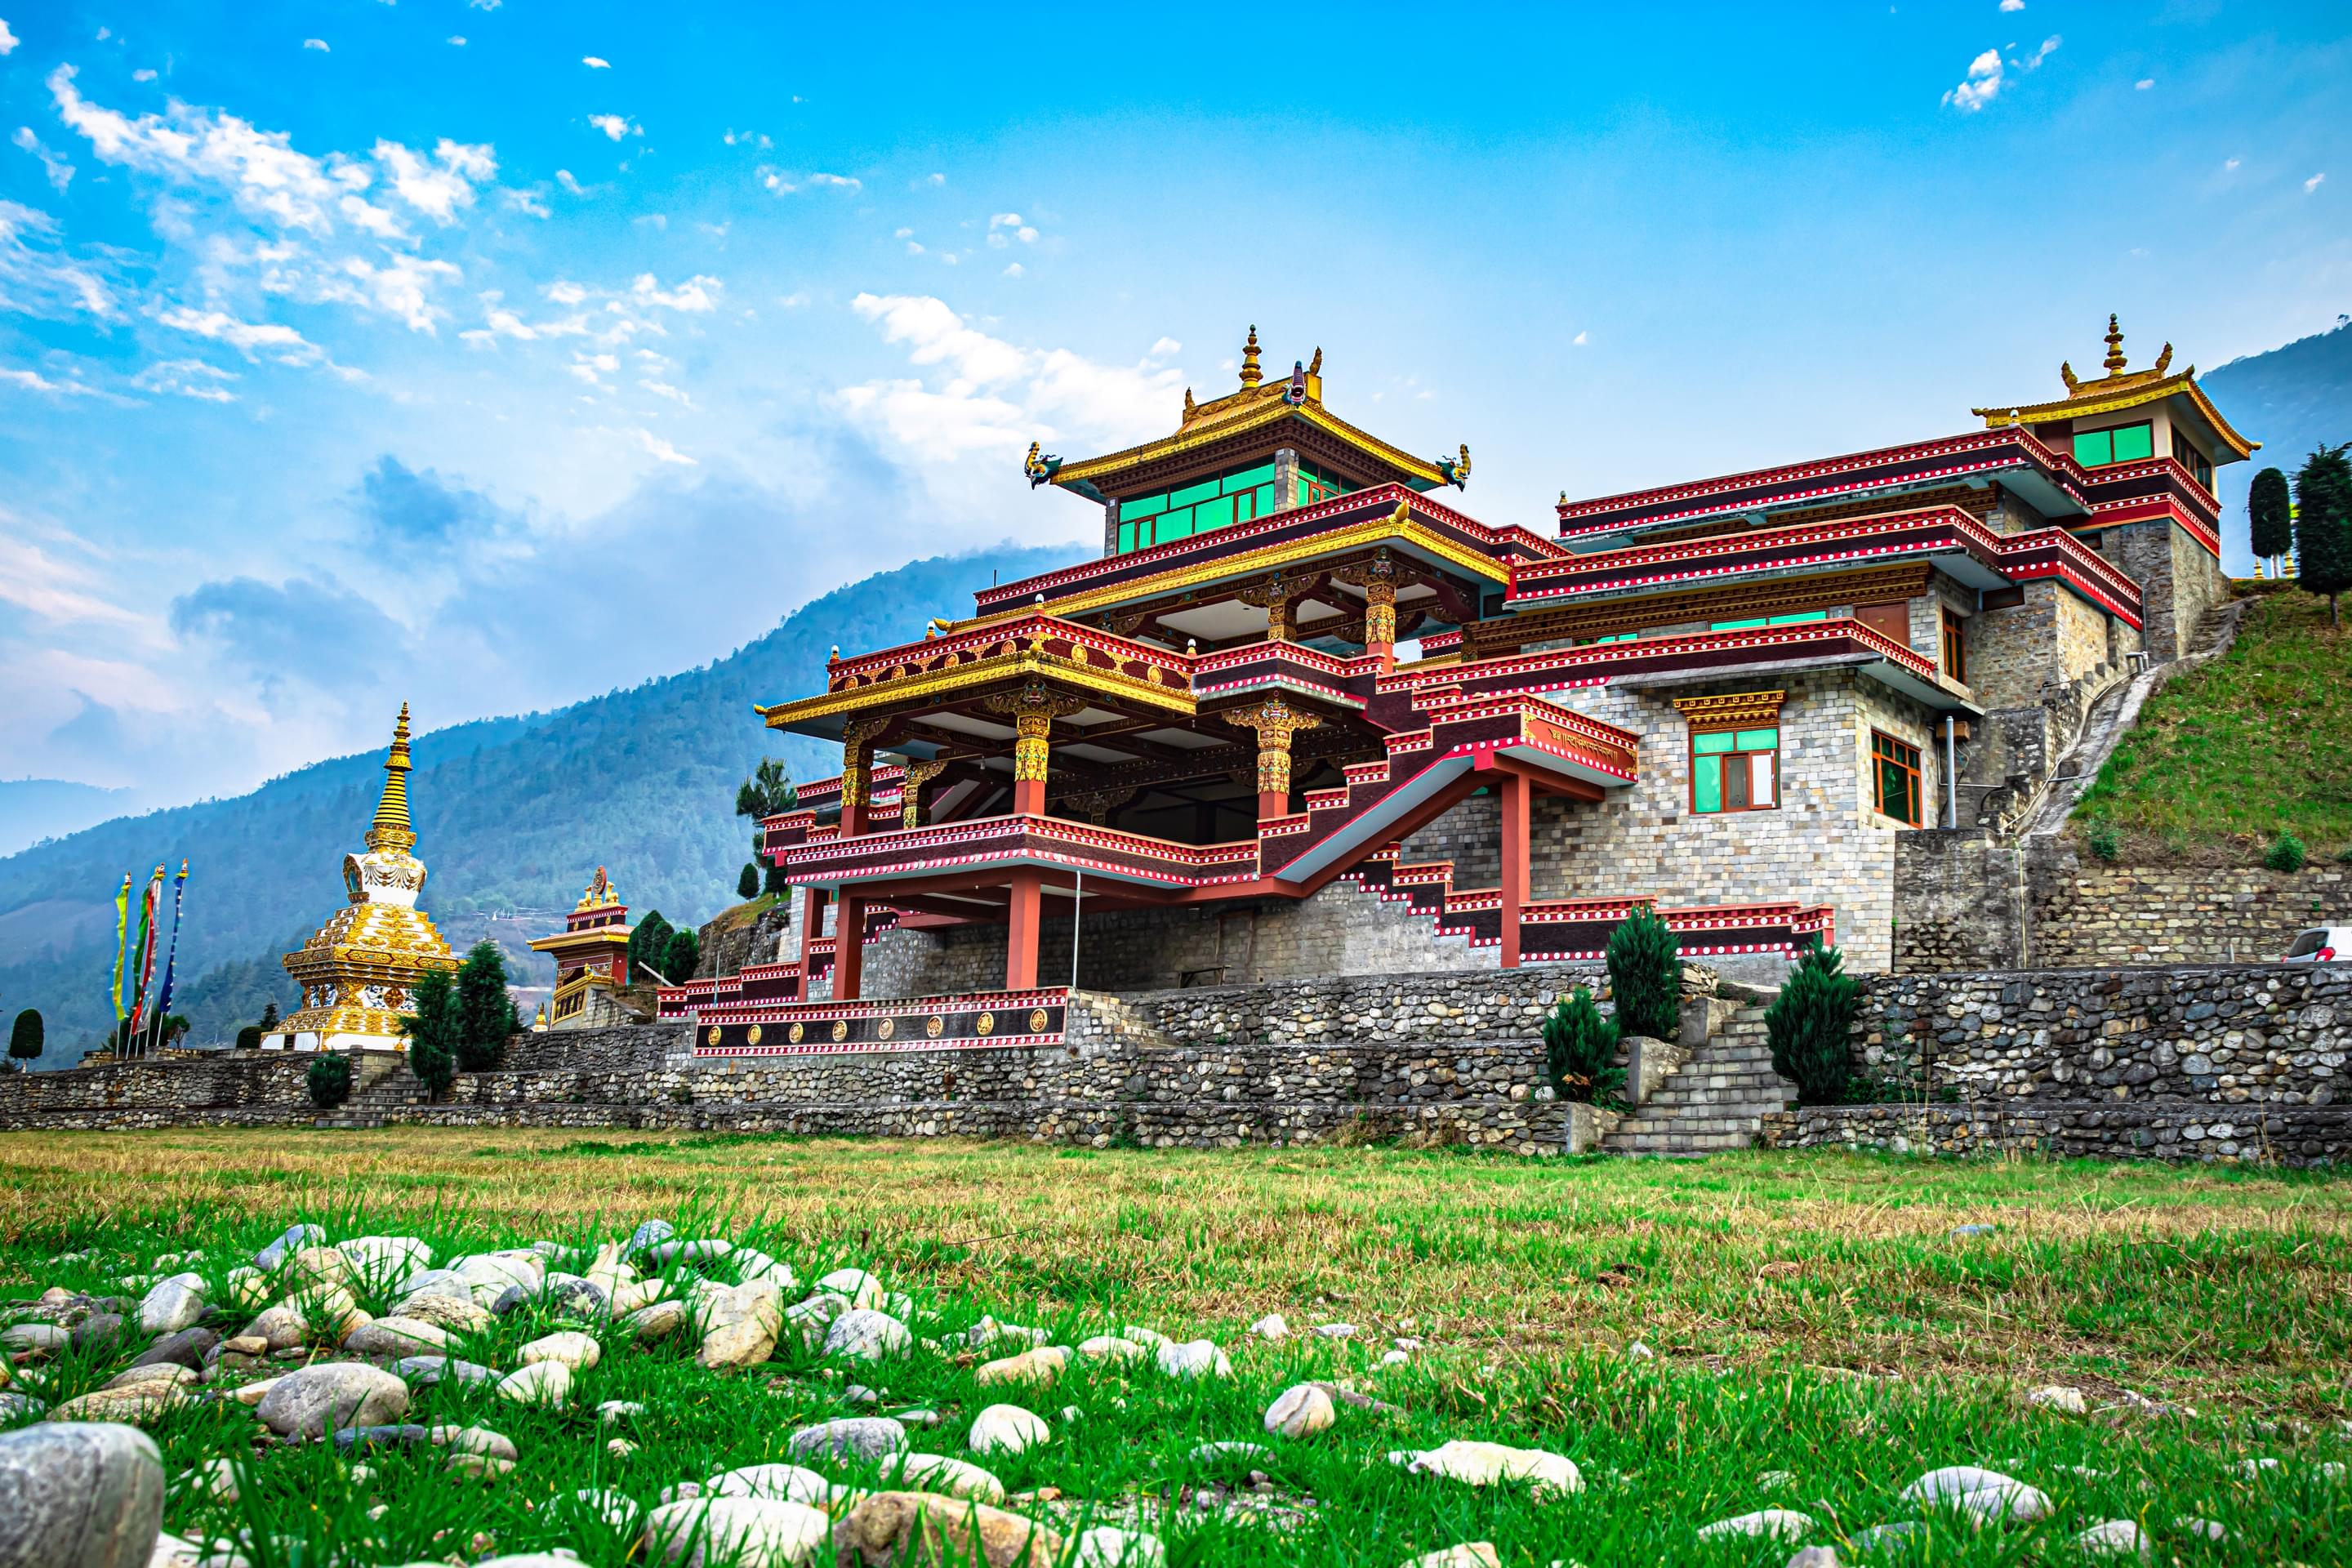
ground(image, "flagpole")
xmin=149 ymin=862 xmax=189 ymax=1054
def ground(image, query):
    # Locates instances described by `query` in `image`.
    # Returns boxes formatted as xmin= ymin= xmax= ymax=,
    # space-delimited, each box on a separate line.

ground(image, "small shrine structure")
xmin=528 ymin=867 xmax=645 ymax=1029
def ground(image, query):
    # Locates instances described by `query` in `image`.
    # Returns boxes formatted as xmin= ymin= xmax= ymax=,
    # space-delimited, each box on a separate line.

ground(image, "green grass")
xmin=2074 ymin=585 xmax=2352 ymax=862
xmin=2 ymin=1133 xmax=2349 ymax=1566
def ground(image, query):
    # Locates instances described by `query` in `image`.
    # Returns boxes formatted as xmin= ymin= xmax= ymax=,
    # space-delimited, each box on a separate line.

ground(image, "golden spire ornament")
xmin=2102 ymin=314 xmax=2127 ymax=376
xmin=364 ymin=702 xmax=417 ymax=853
xmin=1240 ymin=324 xmax=1262 ymax=387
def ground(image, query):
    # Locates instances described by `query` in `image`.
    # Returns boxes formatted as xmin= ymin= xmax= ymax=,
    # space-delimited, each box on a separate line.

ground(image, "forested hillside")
xmin=2203 ymin=315 xmax=2352 ymax=570
xmin=0 ymin=543 xmax=1077 ymax=1055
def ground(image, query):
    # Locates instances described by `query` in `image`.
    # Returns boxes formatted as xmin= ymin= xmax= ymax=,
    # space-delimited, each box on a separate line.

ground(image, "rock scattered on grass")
xmin=1247 ymin=1314 xmax=1290 ymax=1340
xmin=975 ymin=1348 xmax=1067 ymax=1387
xmin=1071 ymin=1526 xmax=1165 ymax=1567
xmin=1388 ymin=1440 xmax=1584 ymax=1499
xmin=255 ymin=1224 xmax=326 ymax=1272
xmin=786 ymin=1416 xmax=907 ymax=1464
xmin=695 ymin=1282 xmax=782 ymax=1370
xmin=1153 ymin=1340 xmax=1230 ymax=1380
xmin=966 ymin=1405 xmax=1049 ymax=1457
xmin=0 ymin=1422 xmax=165 ymax=1568
xmin=254 ymin=1364 xmax=409 ymax=1440
xmin=134 ymin=1276 xmax=207 ymax=1337
xmin=708 ymin=1463 xmax=835 ymax=1505
xmin=1397 ymin=1545 xmax=1499 ymax=1568
xmin=833 ymin=1490 xmax=1058 ymax=1568
xmin=519 ymin=1330 xmax=601 ymax=1370
xmin=824 ymin=1309 xmax=912 ymax=1361
xmin=1075 ymin=1336 xmax=1143 ymax=1365
xmin=2074 ymin=1520 xmax=2151 ymax=1559
xmin=1899 ymin=1466 xmax=2052 ymax=1524
xmin=891 ymin=1452 xmax=1007 ymax=1503
xmin=2027 ymin=1385 xmax=2088 ymax=1415
xmin=643 ymin=1495 xmax=829 ymax=1568
xmin=1265 ymin=1383 xmax=1336 ymax=1439
xmin=1697 ymin=1509 xmax=1813 ymax=1541
xmin=494 ymin=1361 xmax=572 ymax=1408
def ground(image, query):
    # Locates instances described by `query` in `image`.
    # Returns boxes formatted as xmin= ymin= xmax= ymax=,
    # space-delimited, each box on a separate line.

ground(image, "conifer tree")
xmin=454 ymin=942 xmax=513 ymax=1071
xmin=1540 ymin=987 xmax=1623 ymax=1104
xmin=1765 ymin=942 xmax=1860 ymax=1105
xmin=305 ymin=1053 xmax=353 ymax=1109
xmin=2293 ymin=443 xmax=2352 ymax=628
xmin=662 ymin=926 xmax=700 ymax=983
xmin=1606 ymin=906 xmax=1682 ymax=1039
xmin=7 ymin=1009 xmax=42 ymax=1065
xmin=402 ymin=968 xmax=461 ymax=1100
xmin=737 ymin=863 xmax=760 ymax=901
xmin=627 ymin=911 xmax=675 ymax=982
xmin=2248 ymin=466 xmax=2292 ymax=575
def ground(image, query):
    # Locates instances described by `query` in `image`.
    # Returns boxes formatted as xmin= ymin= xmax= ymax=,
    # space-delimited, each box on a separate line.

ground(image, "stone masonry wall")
xmin=1855 ymin=963 xmax=2349 ymax=1105
xmin=1893 ymin=830 xmax=2029 ymax=973
xmin=1759 ymin=1101 xmax=2352 ymax=1166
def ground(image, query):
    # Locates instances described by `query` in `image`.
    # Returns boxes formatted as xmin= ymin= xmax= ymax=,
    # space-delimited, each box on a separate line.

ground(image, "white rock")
xmin=2172 ymin=1517 xmax=2226 ymax=1542
xmin=255 ymin=1223 xmax=327 ymax=1271
xmin=220 ymin=1268 xmax=271 ymax=1312
xmin=734 ymin=1250 xmax=796 ymax=1290
xmin=1074 ymin=1527 xmax=1166 ymax=1567
xmin=706 ymin=1464 xmax=835 ymax=1506
xmin=1399 ymin=1547 xmax=1499 ymax=1568
xmin=1697 ymin=1510 xmax=1813 ymax=1541
xmin=2074 ymin=1521 xmax=2151 ymax=1560
xmin=2232 ymin=1457 xmax=2280 ymax=1479
xmin=2027 ymin=1384 xmax=2088 ymax=1415
xmin=495 ymin=1361 xmax=572 ymax=1408
xmin=1265 ymin=1383 xmax=1336 ymax=1439
xmin=1380 ymin=1349 xmax=1410 ymax=1367
xmin=1624 ymin=1341 xmax=1655 ymax=1361
xmin=1076 ymin=1335 xmax=1145 ymax=1364
xmin=1247 ymin=1314 xmax=1289 ymax=1340
xmin=975 ymin=1347 xmax=1068 ymax=1387
xmin=608 ymin=1439 xmax=639 ymax=1461
xmin=966 ymin=1404 xmax=1051 ymax=1456
xmin=1785 ymin=1549 xmax=1841 ymax=1568
xmin=1312 ymin=1321 xmax=1356 ymax=1339
xmin=823 ymin=1309 xmax=911 ymax=1361
xmin=1119 ymin=1325 xmax=1169 ymax=1347
xmin=1189 ymin=1440 xmax=1272 ymax=1465
xmin=564 ymin=1488 xmax=639 ymax=1533
xmin=643 ymin=1496 xmax=831 ymax=1568
xmin=1154 ymin=1340 xmax=1231 ymax=1379
xmin=598 ymin=1400 xmax=646 ymax=1425
xmin=338 ymin=1236 xmax=433 ymax=1276
xmin=138 ymin=1273 xmax=209 ymax=1335
xmin=520 ymin=1330 xmax=602 ymax=1370
xmin=813 ymin=1268 xmax=884 ymax=1308
xmin=890 ymin=1452 xmax=1005 ymax=1503
xmin=191 ymin=1456 xmax=239 ymax=1502
xmin=1900 ymin=1467 xmax=2052 ymax=1524
xmin=1389 ymin=1440 xmax=1584 ymax=1499
xmin=966 ymin=1316 xmax=1047 ymax=1349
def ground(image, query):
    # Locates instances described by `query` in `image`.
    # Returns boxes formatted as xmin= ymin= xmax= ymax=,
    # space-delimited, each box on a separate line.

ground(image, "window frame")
xmin=1870 ymin=729 xmax=1924 ymax=827
xmin=2072 ymin=421 xmax=2154 ymax=470
xmin=1940 ymin=607 xmax=1967 ymax=684
xmin=1690 ymin=725 xmax=1781 ymax=816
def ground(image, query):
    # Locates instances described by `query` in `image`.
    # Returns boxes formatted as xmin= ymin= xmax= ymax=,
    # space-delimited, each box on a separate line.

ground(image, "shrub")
xmin=305 ymin=1053 xmax=353 ymax=1109
xmin=2338 ymin=844 xmax=2352 ymax=866
xmin=1541 ymin=987 xmax=1624 ymax=1105
xmin=7 ymin=1008 xmax=42 ymax=1062
xmin=1606 ymin=906 xmax=1681 ymax=1039
xmin=2085 ymin=817 xmax=2122 ymax=862
xmin=234 ymin=1025 xmax=263 ymax=1051
xmin=402 ymin=969 xmax=461 ymax=1101
xmin=1766 ymin=942 xmax=1860 ymax=1107
xmin=2266 ymin=831 xmax=2308 ymax=873
xmin=662 ymin=927 xmax=700 ymax=984
xmin=764 ymin=863 xmax=791 ymax=898
xmin=737 ymin=863 xmax=760 ymax=900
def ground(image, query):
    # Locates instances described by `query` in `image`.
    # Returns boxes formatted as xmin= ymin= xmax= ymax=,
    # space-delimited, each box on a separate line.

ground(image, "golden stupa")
xmin=264 ymin=703 xmax=459 ymax=1053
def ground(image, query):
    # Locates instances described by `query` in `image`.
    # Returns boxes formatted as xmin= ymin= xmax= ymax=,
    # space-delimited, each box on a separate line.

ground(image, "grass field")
xmin=2074 ymin=584 xmax=2352 ymax=862
xmin=3 ymin=1130 xmax=2349 ymax=1566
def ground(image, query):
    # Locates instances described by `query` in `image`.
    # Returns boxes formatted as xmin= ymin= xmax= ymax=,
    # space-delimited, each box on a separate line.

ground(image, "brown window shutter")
xmin=1855 ymin=600 xmax=1912 ymax=644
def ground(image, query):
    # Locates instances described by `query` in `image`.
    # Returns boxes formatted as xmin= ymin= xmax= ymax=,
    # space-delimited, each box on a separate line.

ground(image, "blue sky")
xmin=1 ymin=0 xmax=2345 ymax=808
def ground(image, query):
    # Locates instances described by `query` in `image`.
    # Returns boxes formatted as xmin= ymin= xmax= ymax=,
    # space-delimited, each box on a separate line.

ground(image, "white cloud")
xmin=0 ymin=19 xmax=16 ymax=54
xmin=2225 ymin=157 xmax=2241 ymax=172
xmin=2014 ymin=34 xmax=2060 ymax=69
xmin=989 ymin=212 xmax=1022 ymax=227
xmin=2309 ymin=172 xmax=2328 ymax=193
xmin=1943 ymin=48 xmax=2005 ymax=110
xmin=503 ymin=185 xmax=550 ymax=218
xmin=303 ymin=38 xmax=329 ymax=52
xmin=469 ymin=0 xmax=500 ymax=9
xmin=157 ymin=304 xmax=324 ymax=364
xmin=13 ymin=126 xmax=75 ymax=192
xmin=922 ymin=172 xmax=944 ymax=186
xmin=132 ymin=358 xmax=238 ymax=402
xmin=133 ymin=68 xmax=156 ymax=81
xmin=582 ymin=56 xmax=609 ymax=69
xmin=587 ymin=114 xmax=639 ymax=141
xmin=630 ymin=272 xmax=719 ymax=311
xmin=1002 ymin=262 xmax=1022 ymax=278
xmin=1149 ymin=336 xmax=1181 ymax=356
xmin=777 ymin=290 xmax=809 ymax=308
xmin=628 ymin=426 xmax=693 ymax=465
xmin=1999 ymin=0 xmax=2023 ymax=10
xmin=555 ymin=168 xmax=588 ymax=196
xmin=0 ymin=366 xmax=103 ymax=397
xmin=545 ymin=280 xmax=588 ymax=305
xmin=0 ymin=198 xmax=114 ymax=316
xmin=762 ymin=169 xmax=860 ymax=194
xmin=638 ymin=377 xmax=693 ymax=408
xmin=448 ymin=35 xmax=466 ymax=46
xmin=2135 ymin=78 xmax=2154 ymax=90
xmin=1572 ymin=330 xmax=1590 ymax=345
xmin=372 ymin=137 xmax=496 ymax=223
xmin=906 ymin=239 xmax=925 ymax=255
xmin=724 ymin=128 xmax=772 ymax=150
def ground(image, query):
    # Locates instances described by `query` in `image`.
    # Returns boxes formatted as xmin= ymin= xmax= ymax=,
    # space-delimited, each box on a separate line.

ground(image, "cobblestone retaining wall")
xmin=1855 ymin=964 xmax=2348 ymax=1104
xmin=1758 ymin=1102 xmax=2352 ymax=1166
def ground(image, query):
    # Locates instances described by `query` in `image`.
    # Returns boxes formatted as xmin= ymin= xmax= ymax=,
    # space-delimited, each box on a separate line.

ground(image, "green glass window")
xmin=1711 ymin=617 xmax=1768 ymax=631
xmin=1118 ymin=521 xmax=1137 ymax=553
xmin=1713 ymin=612 xmax=1826 ymax=631
xmin=2072 ymin=422 xmax=2154 ymax=469
xmin=1194 ymin=494 xmax=1234 ymax=532
xmin=1871 ymin=731 xmax=1922 ymax=826
xmin=1156 ymin=509 xmax=1193 ymax=542
xmin=1223 ymin=461 xmax=1276 ymax=495
xmin=1169 ymin=478 xmax=1220 ymax=510
xmin=1691 ymin=726 xmax=1779 ymax=814
xmin=1769 ymin=611 xmax=1826 ymax=626
xmin=1123 ymin=492 xmax=1167 ymax=521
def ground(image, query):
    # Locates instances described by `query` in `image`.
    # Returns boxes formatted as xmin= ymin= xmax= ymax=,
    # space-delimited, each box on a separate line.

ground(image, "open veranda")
xmin=3 ymin=1132 xmax=2348 ymax=1566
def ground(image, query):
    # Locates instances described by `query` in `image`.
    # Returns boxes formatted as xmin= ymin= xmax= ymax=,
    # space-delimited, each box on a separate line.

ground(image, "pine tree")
xmin=2248 ymin=466 xmax=2293 ymax=576
xmin=257 ymin=1000 xmax=280 ymax=1031
xmin=627 ymin=911 xmax=675 ymax=984
xmin=1606 ymin=906 xmax=1682 ymax=1039
xmin=305 ymin=1053 xmax=353 ymax=1109
xmin=764 ymin=863 xmax=790 ymax=898
xmin=7 ymin=1009 xmax=42 ymax=1064
xmin=661 ymin=926 xmax=700 ymax=984
xmin=454 ymin=942 xmax=513 ymax=1072
xmin=1765 ymin=942 xmax=1860 ymax=1105
xmin=402 ymin=968 xmax=461 ymax=1101
xmin=2293 ymin=443 xmax=2352 ymax=628
xmin=1540 ymin=987 xmax=1623 ymax=1104
xmin=737 ymin=758 xmax=799 ymax=864
xmin=235 ymin=1025 xmax=263 ymax=1051
xmin=737 ymin=863 xmax=760 ymax=900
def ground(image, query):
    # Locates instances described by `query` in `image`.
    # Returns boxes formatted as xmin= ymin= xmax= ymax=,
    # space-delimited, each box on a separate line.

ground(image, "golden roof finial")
xmin=1307 ymin=346 xmax=1322 ymax=376
xmin=363 ymin=702 xmax=417 ymax=853
xmin=2103 ymin=313 xmax=2127 ymax=376
xmin=1240 ymin=324 xmax=1262 ymax=388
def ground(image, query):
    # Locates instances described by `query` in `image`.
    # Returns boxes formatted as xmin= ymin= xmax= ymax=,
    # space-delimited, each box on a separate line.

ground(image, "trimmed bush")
xmin=2085 ymin=817 xmax=2122 ymax=862
xmin=2266 ymin=831 xmax=2308 ymax=873
xmin=7 ymin=1008 xmax=41 ymax=1062
xmin=305 ymin=1053 xmax=353 ymax=1109
xmin=234 ymin=1025 xmax=263 ymax=1051
xmin=1541 ymin=987 xmax=1624 ymax=1105
xmin=1765 ymin=942 xmax=1859 ymax=1107
xmin=1606 ymin=905 xmax=1681 ymax=1040
xmin=737 ymin=863 xmax=760 ymax=900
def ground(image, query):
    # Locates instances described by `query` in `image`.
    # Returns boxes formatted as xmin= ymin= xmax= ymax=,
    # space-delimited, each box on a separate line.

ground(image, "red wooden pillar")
xmin=833 ymin=893 xmax=867 ymax=1000
xmin=1004 ymin=870 xmax=1044 ymax=991
xmin=1498 ymin=773 xmax=1529 ymax=970
xmin=796 ymin=887 xmax=828 ymax=998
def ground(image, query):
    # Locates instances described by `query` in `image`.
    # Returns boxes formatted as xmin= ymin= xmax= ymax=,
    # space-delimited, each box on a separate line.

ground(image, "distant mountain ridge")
xmin=0 ymin=542 xmax=1079 ymax=1056
xmin=0 ymin=780 xmax=142 ymax=860
xmin=2203 ymin=315 xmax=2352 ymax=571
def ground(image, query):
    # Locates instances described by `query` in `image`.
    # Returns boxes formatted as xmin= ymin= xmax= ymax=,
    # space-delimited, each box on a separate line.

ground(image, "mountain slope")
xmin=0 ymin=542 xmax=1079 ymax=1054
xmin=0 ymin=780 xmax=142 ymax=859
xmin=2203 ymin=316 xmax=2352 ymax=571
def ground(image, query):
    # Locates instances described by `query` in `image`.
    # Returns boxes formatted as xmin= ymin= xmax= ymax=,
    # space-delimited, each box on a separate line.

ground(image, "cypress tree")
xmin=627 ymin=911 xmax=674 ymax=983
xmin=737 ymin=863 xmax=760 ymax=900
xmin=1540 ymin=987 xmax=1624 ymax=1104
xmin=8 ymin=1009 xmax=42 ymax=1064
xmin=662 ymin=926 xmax=700 ymax=984
xmin=2248 ymin=466 xmax=2292 ymax=574
xmin=2293 ymin=443 xmax=2352 ymax=628
xmin=764 ymin=863 xmax=791 ymax=898
xmin=402 ymin=968 xmax=461 ymax=1100
xmin=1765 ymin=942 xmax=1860 ymax=1105
xmin=1606 ymin=906 xmax=1682 ymax=1039
xmin=454 ymin=942 xmax=512 ymax=1071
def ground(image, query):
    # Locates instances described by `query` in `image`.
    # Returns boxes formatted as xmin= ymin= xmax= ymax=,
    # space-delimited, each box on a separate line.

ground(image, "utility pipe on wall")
xmin=1944 ymin=714 xmax=1959 ymax=829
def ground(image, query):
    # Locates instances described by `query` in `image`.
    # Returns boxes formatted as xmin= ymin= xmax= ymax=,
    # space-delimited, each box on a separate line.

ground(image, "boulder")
xmin=101 ymin=1366 xmax=194 ymax=1393
xmin=823 ymin=1310 xmax=911 ymax=1362
xmin=626 ymin=1220 xmax=676 ymax=1257
xmin=519 ymin=1330 xmax=601 ymax=1370
xmin=965 ymin=1405 xmax=1049 ymax=1458
xmin=813 ymin=1268 xmax=885 ymax=1308
xmin=1695 ymin=1510 xmax=1814 ymax=1541
xmin=1264 ymin=1383 xmax=1336 ymax=1439
xmin=1899 ymin=1467 xmax=2052 ymax=1525
xmin=391 ymin=1293 xmax=492 ymax=1333
xmin=330 ymin=1425 xmax=433 ymax=1455
xmin=255 ymin=1364 xmax=409 ymax=1440
xmin=336 ymin=1237 xmax=433 ymax=1278
xmin=1073 ymin=1529 xmax=1165 ymax=1568
xmin=390 ymin=1356 xmax=495 ymax=1388
xmin=1074 ymin=1336 xmax=1144 ymax=1365
xmin=433 ymin=1426 xmax=519 ymax=1463
xmin=495 ymin=1362 xmax=572 ymax=1409
xmin=832 ymin=1490 xmax=1060 ymax=1568
xmin=1388 ymin=1440 xmax=1584 ymax=1499
xmin=1152 ymin=1340 xmax=1230 ymax=1380
xmin=786 ymin=1417 xmax=906 ymax=1464
xmin=130 ymin=1330 xmax=217 ymax=1374
xmin=253 ymin=1225 xmax=327 ymax=1272
xmin=889 ymin=1453 xmax=1005 ymax=1503
xmin=695 ymin=1281 xmax=782 ymax=1370
xmin=973 ymin=1348 xmax=1067 ymax=1388
xmin=626 ymin=1301 xmax=688 ymax=1345
xmin=135 ymin=1276 xmax=207 ymax=1337
xmin=706 ymin=1464 xmax=835 ymax=1505
xmin=43 ymin=1387 xmax=187 ymax=1429
xmin=343 ymin=1319 xmax=452 ymax=1359
xmin=0 ymin=1421 xmax=165 ymax=1568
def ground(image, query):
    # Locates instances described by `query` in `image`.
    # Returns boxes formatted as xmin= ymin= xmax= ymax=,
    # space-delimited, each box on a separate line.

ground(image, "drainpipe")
xmin=1944 ymin=715 xmax=1958 ymax=829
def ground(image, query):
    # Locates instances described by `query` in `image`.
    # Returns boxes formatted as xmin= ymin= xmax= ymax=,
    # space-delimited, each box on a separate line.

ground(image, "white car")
xmin=2282 ymin=926 xmax=2352 ymax=963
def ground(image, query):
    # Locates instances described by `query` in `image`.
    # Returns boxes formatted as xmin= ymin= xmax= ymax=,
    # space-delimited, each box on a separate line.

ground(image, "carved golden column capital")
xmin=982 ymin=682 xmax=1088 ymax=811
xmin=1222 ymin=697 xmax=1323 ymax=812
xmin=899 ymin=757 xmax=950 ymax=828
xmin=838 ymin=715 xmax=893 ymax=826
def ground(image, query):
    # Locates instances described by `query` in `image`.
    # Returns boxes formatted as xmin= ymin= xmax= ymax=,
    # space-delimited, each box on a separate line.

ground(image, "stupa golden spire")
xmin=262 ymin=702 xmax=458 ymax=1054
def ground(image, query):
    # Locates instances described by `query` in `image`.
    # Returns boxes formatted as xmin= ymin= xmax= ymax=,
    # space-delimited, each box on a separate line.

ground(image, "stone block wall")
xmin=1759 ymin=1102 xmax=2352 ymax=1166
xmin=1892 ymin=830 xmax=2029 ymax=972
xmin=2103 ymin=518 xmax=2225 ymax=663
xmin=0 ymin=1053 xmax=311 ymax=1117
xmin=1855 ymin=963 xmax=2348 ymax=1105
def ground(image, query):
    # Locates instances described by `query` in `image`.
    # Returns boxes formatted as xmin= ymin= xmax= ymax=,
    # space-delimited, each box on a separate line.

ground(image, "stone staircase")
xmin=1601 ymin=1004 xmax=1795 ymax=1156
xmin=311 ymin=1054 xmax=422 ymax=1129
